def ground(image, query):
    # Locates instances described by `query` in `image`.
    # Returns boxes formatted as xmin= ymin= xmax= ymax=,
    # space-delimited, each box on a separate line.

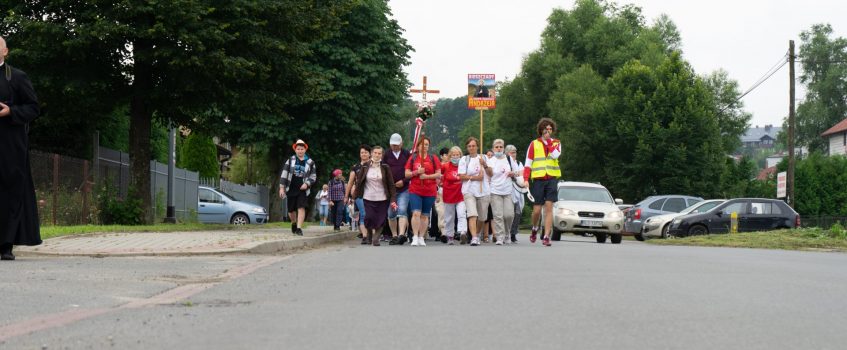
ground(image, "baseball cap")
xmin=389 ymin=133 xmax=402 ymax=145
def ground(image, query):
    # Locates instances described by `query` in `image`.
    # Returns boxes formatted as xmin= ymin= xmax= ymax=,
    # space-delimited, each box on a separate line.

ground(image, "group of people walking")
xmin=280 ymin=118 xmax=564 ymax=248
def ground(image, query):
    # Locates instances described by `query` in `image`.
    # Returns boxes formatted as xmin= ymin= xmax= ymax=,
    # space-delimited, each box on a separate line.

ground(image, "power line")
xmin=719 ymin=54 xmax=788 ymax=112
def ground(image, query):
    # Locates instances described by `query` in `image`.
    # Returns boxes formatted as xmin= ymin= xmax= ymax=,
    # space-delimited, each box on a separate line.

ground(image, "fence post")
xmin=52 ymin=154 xmax=59 ymax=225
xmin=82 ymin=160 xmax=89 ymax=225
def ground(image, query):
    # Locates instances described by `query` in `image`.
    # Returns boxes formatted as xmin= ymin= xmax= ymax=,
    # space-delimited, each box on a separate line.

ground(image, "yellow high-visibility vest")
xmin=530 ymin=139 xmax=561 ymax=179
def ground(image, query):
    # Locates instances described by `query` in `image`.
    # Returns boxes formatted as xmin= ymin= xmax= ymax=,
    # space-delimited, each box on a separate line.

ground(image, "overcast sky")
xmin=388 ymin=0 xmax=845 ymax=128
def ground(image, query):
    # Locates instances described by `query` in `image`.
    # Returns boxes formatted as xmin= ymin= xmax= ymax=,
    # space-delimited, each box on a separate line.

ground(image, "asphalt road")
xmin=2 ymin=235 xmax=847 ymax=349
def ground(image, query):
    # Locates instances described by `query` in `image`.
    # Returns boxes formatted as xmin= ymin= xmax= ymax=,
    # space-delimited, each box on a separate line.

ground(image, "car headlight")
xmin=557 ymin=208 xmax=575 ymax=216
xmin=607 ymin=211 xmax=623 ymax=219
xmin=251 ymin=207 xmax=266 ymax=214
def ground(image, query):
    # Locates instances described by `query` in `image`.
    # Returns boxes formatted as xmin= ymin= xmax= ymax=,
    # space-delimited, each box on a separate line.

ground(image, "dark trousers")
xmin=330 ymin=200 xmax=344 ymax=228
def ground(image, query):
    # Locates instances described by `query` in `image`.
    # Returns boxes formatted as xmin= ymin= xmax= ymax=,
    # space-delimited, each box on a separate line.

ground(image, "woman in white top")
xmin=458 ymin=137 xmax=493 ymax=246
xmin=488 ymin=139 xmax=521 ymax=245
xmin=318 ymin=184 xmax=329 ymax=226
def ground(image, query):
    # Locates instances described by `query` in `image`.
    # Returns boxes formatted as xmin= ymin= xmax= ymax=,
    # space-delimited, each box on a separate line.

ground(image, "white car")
xmin=551 ymin=182 xmax=625 ymax=244
xmin=635 ymin=199 xmax=725 ymax=240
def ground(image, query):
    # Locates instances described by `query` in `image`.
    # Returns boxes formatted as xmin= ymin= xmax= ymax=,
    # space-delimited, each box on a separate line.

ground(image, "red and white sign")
xmin=777 ymin=171 xmax=787 ymax=198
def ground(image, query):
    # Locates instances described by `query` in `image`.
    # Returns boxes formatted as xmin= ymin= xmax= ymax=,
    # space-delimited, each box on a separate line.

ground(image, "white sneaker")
xmin=496 ymin=240 xmax=503 ymax=245
xmin=470 ymin=237 xmax=480 ymax=246
xmin=411 ymin=236 xmax=419 ymax=246
xmin=419 ymin=237 xmax=426 ymax=246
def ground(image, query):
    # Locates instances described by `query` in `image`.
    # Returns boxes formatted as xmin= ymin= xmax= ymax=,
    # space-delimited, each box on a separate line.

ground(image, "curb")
xmin=17 ymin=230 xmax=358 ymax=258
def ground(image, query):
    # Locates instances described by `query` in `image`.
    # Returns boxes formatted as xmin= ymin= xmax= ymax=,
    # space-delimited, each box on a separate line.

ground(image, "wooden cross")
xmin=410 ymin=76 xmax=440 ymax=104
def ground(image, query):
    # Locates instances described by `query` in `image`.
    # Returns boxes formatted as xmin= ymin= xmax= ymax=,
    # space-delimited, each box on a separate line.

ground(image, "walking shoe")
xmin=419 ymin=237 xmax=426 ymax=246
xmin=389 ymin=237 xmax=399 ymax=245
xmin=470 ymin=237 xmax=480 ymax=246
xmin=295 ymin=228 xmax=304 ymax=236
xmin=440 ymin=235 xmax=448 ymax=244
xmin=398 ymin=235 xmax=407 ymax=245
xmin=1 ymin=252 xmax=14 ymax=261
xmin=530 ymin=228 xmax=538 ymax=243
xmin=291 ymin=223 xmax=298 ymax=234
xmin=411 ymin=236 xmax=419 ymax=246
xmin=511 ymin=234 xmax=518 ymax=243
xmin=459 ymin=233 xmax=468 ymax=245
xmin=543 ymin=236 xmax=551 ymax=246
xmin=372 ymin=239 xmax=380 ymax=247
xmin=448 ymin=236 xmax=455 ymax=245
xmin=496 ymin=240 xmax=503 ymax=246
xmin=361 ymin=237 xmax=369 ymax=245
xmin=492 ymin=235 xmax=497 ymax=243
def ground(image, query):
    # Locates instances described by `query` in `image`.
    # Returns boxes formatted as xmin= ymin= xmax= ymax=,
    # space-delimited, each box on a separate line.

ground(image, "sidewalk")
xmin=16 ymin=226 xmax=356 ymax=257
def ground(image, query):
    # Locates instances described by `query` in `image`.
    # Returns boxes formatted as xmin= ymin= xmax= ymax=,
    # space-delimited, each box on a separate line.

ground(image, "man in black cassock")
xmin=0 ymin=36 xmax=41 ymax=261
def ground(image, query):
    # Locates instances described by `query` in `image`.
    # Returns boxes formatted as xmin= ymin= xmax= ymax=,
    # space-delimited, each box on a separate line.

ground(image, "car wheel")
xmin=634 ymin=233 xmax=645 ymax=241
xmin=551 ymin=230 xmax=562 ymax=241
xmin=687 ymin=224 xmax=708 ymax=236
xmin=661 ymin=224 xmax=673 ymax=239
xmin=595 ymin=233 xmax=607 ymax=243
xmin=610 ymin=234 xmax=622 ymax=244
xmin=231 ymin=213 xmax=250 ymax=225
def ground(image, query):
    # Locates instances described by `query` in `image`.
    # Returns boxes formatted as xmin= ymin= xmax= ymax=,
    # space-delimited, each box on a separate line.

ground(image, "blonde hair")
xmin=449 ymin=146 xmax=463 ymax=157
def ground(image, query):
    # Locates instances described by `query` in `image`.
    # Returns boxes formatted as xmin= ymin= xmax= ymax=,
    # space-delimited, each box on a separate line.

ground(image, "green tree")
xmin=794 ymin=24 xmax=847 ymax=152
xmin=178 ymin=133 xmax=219 ymax=179
xmin=3 ymin=0 xmax=352 ymax=222
xmin=778 ymin=153 xmax=847 ymax=216
xmin=703 ymin=69 xmax=752 ymax=154
xmin=226 ymin=146 xmax=275 ymax=186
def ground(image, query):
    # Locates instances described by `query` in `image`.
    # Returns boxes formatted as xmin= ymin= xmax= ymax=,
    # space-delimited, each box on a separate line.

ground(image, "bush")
xmin=97 ymin=183 xmax=144 ymax=225
xmin=830 ymin=222 xmax=847 ymax=239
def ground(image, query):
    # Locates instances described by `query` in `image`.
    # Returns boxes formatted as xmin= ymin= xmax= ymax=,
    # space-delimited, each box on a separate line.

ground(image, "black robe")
xmin=0 ymin=63 xmax=41 ymax=246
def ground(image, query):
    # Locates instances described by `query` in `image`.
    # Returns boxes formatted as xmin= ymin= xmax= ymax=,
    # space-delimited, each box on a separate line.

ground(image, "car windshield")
xmin=680 ymin=200 xmax=724 ymax=215
xmin=558 ymin=187 xmax=613 ymax=204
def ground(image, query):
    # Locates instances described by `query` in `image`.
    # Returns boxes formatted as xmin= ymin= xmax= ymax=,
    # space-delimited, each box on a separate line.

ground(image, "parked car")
xmin=551 ymin=181 xmax=625 ymax=244
xmin=624 ymin=195 xmax=704 ymax=234
xmin=635 ymin=199 xmax=726 ymax=240
xmin=667 ymin=198 xmax=800 ymax=237
xmin=198 ymin=186 xmax=268 ymax=225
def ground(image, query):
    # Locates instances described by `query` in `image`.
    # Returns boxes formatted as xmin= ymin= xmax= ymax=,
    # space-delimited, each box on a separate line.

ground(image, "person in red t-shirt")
xmin=441 ymin=146 xmax=467 ymax=245
xmin=404 ymin=136 xmax=442 ymax=246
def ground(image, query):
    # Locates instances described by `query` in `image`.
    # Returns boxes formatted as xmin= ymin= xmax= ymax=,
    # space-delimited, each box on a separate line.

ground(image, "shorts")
xmin=388 ymin=190 xmax=410 ymax=219
xmin=409 ymin=192 xmax=436 ymax=216
xmin=530 ymin=178 xmax=558 ymax=205
xmin=287 ymin=191 xmax=308 ymax=213
xmin=319 ymin=203 xmax=329 ymax=217
xmin=462 ymin=193 xmax=490 ymax=221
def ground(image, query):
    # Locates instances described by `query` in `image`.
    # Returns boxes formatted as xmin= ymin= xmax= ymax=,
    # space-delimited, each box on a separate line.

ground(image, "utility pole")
xmin=788 ymin=40 xmax=796 ymax=208
xmin=164 ymin=121 xmax=177 ymax=223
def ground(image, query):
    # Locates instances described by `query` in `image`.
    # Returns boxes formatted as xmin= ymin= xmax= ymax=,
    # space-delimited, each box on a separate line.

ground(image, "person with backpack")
xmin=458 ymin=137 xmax=492 ymax=246
xmin=404 ymin=136 xmax=441 ymax=246
xmin=279 ymin=139 xmax=317 ymax=236
xmin=488 ymin=139 xmax=522 ymax=245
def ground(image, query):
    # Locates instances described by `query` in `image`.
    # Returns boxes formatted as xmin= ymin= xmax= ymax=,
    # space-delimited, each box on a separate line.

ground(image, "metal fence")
xmin=30 ymin=151 xmax=95 ymax=226
xmin=150 ymin=161 xmax=199 ymax=222
xmin=800 ymin=216 xmax=847 ymax=229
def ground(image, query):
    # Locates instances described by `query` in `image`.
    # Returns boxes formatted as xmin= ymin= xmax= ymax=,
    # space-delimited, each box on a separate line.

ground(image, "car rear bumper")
xmin=624 ymin=220 xmax=643 ymax=234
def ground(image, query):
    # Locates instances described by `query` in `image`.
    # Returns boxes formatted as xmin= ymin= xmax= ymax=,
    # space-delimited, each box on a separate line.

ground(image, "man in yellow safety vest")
xmin=522 ymin=118 xmax=561 ymax=247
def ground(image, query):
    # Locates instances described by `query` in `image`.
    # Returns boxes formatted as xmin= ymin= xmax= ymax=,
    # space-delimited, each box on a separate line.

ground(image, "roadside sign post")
xmin=777 ymin=171 xmax=787 ymax=199
xmin=467 ymin=74 xmax=496 ymax=147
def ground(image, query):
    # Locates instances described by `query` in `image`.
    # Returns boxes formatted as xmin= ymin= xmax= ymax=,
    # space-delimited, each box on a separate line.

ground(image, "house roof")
xmin=756 ymin=166 xmax=777 ymax=181
xmin=821 ymin=118 xmax=847 ymax=137
xmin=741 ymin=125 xmax=782 ymax=143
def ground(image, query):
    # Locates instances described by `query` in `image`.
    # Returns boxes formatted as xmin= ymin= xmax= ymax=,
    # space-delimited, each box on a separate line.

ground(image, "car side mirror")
xmin=615 ymin=198 xmax=623 ymax=205
xmin=716 ymin=211 xmax=723 ymax=217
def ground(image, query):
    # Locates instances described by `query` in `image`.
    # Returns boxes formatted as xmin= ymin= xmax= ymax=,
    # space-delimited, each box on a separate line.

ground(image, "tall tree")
xmin=703 ymin=69 xmax=753 ymax=154
xmin=795 ymin=24 xmax=847 ymax=152
xmin=3 ymin=0 xmax=351 ymax=222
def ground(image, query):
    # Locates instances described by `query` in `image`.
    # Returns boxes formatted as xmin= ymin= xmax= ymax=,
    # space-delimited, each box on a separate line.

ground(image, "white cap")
xmin=389 ymin=133 xmax=402 ymax=145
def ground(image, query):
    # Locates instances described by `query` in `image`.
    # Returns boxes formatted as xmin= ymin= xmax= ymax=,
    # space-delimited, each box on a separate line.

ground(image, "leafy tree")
xmin=703 ymin=69 xmax=752 ymax=154
xmin=226 ymin=146 xmax=275 ymax=186
xmin=794 ymin=24 xmax=847 ymax=152
xmin=3 ymin=0 xmax=352 ymax=222
xmin=429 ymin=96 xmax=476 ymax=147
xmin=178 ymin=133 xmax=219 ymax=179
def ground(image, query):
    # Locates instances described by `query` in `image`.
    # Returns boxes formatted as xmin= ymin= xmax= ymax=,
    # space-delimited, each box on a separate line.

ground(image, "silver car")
xmin=635 ymin=199 xmax=725 ymax=240
xmin=551 ymin=182 xmax=625 ymax=244
xmin=198 ymin=186 xmax=268 ymax=225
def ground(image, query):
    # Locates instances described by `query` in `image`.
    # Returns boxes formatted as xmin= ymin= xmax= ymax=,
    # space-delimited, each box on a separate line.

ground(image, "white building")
xmin=821 ymin=118 xmax=847 ymax=156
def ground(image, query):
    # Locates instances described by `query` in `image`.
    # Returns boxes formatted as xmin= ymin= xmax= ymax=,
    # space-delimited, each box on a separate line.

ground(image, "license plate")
xmin=580 ymin=220 xmax=603 ymax=227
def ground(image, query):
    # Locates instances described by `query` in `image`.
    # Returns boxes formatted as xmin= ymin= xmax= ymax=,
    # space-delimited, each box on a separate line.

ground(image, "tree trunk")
xmin=268 ymin=143 xmax=284 ymax=222
xmin=129 ymin=38 xmax=155 ymax=224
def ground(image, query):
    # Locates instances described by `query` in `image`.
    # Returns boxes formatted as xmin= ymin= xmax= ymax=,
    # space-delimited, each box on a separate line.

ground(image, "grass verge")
xmin=647 ymin=227 xmax=847 ymax=252
xmin=41 ymin=222 xmax=295 ymax=240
